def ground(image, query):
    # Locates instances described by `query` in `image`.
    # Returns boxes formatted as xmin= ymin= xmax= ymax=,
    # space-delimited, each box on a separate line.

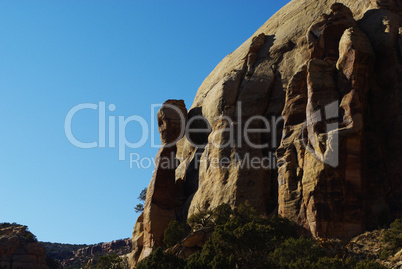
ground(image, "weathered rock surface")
xmin=316 ymin=229 xmax=402 ymax=268
xmin=72 ymin=238 xmax=131 ymax=258
xmin=277 ymin=0 xmax=402 ymax=240
xmin=129 ymin=100 xmax=187 ymax=267
xmin=0 ymin=224 xmax=50 ymax=269
xmin=278 ymin=3 xmax=377 ymax=240
xmin=129 ymin=0 xmax=402 ymax=266
xmin=43 ymin=238 xmax=131 ymax=268
xmin=166 ymin=227 xmax=213 ymax=260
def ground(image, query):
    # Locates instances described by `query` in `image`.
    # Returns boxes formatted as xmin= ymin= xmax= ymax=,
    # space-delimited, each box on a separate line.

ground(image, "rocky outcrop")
xmin=129 ymin=0 xmax=402 ymax=266
xmin=0 ymin=224 xmax=50 ymax=269
xmin=43 ymin=238 xmax=131 ymax=268
xmin=129 ymin=100 xmax=187 ymax=267
xmin=72 ymin=238 xmax=131 ymax=257
xmin=166 ymin=227 xmax=213 ymax=260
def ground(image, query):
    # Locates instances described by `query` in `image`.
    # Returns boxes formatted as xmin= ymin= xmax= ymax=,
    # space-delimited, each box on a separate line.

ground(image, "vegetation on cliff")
xmin=136 ymin=204 xmax=386 ymax=269
xmin=163 ymin=220 xmax=191 ymax=248
xmin=0 ymin=222 xmax=38 ymax=243
xmin=82 ymin=253 xmax=129 ymax=269
xmin=43 ymin=239 xmax=131 ymax=269
xmin=0 ymin=222 xmax=61 ymax=269
xmin=134 ymin=187 xmax=147 ymax=213
xmin=380 ymin=218 xmax=402 ymax=260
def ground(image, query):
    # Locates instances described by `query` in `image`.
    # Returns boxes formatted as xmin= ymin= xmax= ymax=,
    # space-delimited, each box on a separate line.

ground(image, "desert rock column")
xmin=129 ymin=100 xmax=187 ymax=267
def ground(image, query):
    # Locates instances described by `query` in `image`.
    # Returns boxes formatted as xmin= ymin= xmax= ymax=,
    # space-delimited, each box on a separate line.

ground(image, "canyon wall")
xmin=129 ymin=0 xmax=402 ymax=266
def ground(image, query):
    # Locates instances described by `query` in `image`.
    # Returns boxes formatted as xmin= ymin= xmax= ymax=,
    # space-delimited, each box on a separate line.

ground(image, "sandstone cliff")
xmin=129 ymin=0 xmax=402 ymax=267
xmin=0 ymin=224 xmax=50 ymax=269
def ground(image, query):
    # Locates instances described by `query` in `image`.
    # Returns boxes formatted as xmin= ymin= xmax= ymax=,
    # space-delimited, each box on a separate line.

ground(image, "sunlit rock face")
xmin=129 ymin=0 xmax=402 ymax=266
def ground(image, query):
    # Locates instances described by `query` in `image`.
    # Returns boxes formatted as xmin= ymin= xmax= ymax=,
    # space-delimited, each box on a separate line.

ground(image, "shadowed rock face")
xmin=129 ymin=0 xmax=402 ymax=266
xmin=0 ymin=225 xmax=49 ymax=269
xmin=157 ymin=100 xmax=188 ymax=146
xmin=129 ymin=100 xmax=187 ymax=267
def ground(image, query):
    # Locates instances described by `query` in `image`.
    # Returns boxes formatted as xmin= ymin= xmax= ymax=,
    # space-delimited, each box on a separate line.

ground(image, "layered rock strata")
xmin=278 ymin=3 xmax=376 ymax=240
xmin=0 ymin=225 xmax=49 ymax=269
xmin=73 ymin=239 xmax=131 ymax=257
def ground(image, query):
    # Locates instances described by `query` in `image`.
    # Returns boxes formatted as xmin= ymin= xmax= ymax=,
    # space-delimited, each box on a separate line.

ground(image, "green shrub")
xmin=163 ymin=220 xmax=190 ymax=248
xmin=96 ymin=253 xmax=128 ymax=269
xmin=138 ymin=203 xmax=385 ymax=269
xmin=80 ymin=253 xmax=128 ymax=269
xmin=46 ymin=256 xmax=62 ymax=269
xmin=268 ymin=236 xmax=326 ymax=267
xmin=354 ymin=259 xmax=386 ymax=269
xmin=134 ymin=204 xmax=144 ymax=213
xmin=312 ymin=257 xmax=346 ymax=269
xmin=187 ymin=203 xmax=233 ymax=230
xmin=0 ymin=222 xmax=20 ymax=229
xmin=186 ymin=204 xmax=296 ymax=269
xmin=81 ymin=253 xmax=128 ymax=269
xmin=266 ymin=239 xmax=385 ymax=269
xmin=210 ymin=203 xmax=233 ymax=226
xmin=136 ymin=247 xmax=185 ymax=269
xmin=25 ymin=232 xmax=38 ymax=243
xmin=380 ymin=218 xmax=402 ymax=259
xmin=187 ymin=210 xmax=213 ymax=230
xmin=135 ymin=187 xmax=147 ymax=213
xmin=138 ymin=188 xmax=147 ymax=201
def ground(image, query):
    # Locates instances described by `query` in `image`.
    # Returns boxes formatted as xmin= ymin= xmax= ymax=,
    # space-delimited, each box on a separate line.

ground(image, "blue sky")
xmin=0 ymin=1 xmax=290 ymax=244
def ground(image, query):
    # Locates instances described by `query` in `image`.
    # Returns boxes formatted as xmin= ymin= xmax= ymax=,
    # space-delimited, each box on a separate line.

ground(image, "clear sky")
xmin=0 ymin=0 xmax=290 ymax=244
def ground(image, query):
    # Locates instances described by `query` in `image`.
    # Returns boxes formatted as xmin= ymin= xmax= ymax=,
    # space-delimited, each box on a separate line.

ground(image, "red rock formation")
xmin=0 ymin=224 xmax=50 ymax=269
xmin=72 ymin=239 xmax=131 ymax=257
xmin=129 ymin=0 xmax=402 ymax=266
xmin=278 ymin=4 xmax=378 ymax=240
xmin=129 ymin=100 xmax=187 ymax=267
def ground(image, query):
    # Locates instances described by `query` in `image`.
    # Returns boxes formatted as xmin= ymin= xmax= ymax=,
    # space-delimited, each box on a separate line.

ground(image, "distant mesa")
xmin=0 ymin=222 xmax=53 ymax=269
